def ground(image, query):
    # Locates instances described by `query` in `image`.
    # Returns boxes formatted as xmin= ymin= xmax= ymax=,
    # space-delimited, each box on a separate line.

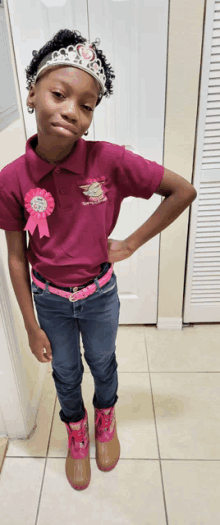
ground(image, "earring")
xmin=27 ymin=106 xmax=34 ymax=114
xmin=84 ymin=130 xmax=89 ymax=136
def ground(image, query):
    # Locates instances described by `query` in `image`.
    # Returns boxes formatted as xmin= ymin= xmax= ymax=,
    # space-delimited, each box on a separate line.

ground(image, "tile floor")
xmin=1 ymin=324 xmax=220 ymax=524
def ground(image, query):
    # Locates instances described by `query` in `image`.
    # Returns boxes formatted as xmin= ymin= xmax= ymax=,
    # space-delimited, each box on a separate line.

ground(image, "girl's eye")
xmin=52 ymin=93 xmax=92 ymax=111
xmin=53 ymin=92 xmax=64 ymax=98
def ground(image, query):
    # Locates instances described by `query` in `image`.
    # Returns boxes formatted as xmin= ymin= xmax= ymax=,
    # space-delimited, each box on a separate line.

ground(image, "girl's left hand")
xmin=107 ymin=238 xmax=133 ymax=264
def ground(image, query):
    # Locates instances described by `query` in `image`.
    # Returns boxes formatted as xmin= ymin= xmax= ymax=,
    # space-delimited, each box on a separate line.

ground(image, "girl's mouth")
xmin=52 ymin=124 xmax=76 ymax=135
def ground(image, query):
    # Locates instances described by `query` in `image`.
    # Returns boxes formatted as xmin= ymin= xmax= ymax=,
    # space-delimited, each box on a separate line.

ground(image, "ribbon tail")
xmin=24 ymin=216 xmax=37 ymax=235
xmin=24 ymin=216 xmax=50 ymax=238
xmin=38 ymin=218 xmax=50 ymax=238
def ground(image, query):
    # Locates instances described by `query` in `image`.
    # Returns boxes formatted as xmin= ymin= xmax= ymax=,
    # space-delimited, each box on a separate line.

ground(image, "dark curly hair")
xmin=25 ymin=29 xmax=115 ymax=108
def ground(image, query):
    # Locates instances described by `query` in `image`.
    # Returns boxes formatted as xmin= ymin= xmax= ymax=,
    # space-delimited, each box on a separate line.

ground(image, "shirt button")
xmin=60 ymin=188 xmax=66 ymax=194
xmin=55 ymin=168 xmax=60 ymax=174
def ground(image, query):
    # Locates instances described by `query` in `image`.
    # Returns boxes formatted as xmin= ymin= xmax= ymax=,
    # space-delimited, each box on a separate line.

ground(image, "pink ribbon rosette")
xmin=24 ymin=188 xmax=55 ymax=239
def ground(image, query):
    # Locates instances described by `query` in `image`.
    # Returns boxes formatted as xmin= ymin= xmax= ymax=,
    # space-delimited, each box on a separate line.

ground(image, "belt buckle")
xmin=69 ymin=286 xmax=79 ymax=302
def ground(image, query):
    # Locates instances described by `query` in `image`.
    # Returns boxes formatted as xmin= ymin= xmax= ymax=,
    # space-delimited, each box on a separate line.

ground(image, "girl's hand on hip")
xmin=107 ymin=238 xmax=132 ymax=264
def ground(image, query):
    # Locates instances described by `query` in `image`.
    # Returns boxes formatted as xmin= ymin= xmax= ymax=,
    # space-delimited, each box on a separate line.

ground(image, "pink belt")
xmin=31 ymin=264 xmax=114 ymax=302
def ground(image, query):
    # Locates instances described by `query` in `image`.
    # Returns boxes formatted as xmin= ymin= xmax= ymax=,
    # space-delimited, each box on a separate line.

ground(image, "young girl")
xmin=0 ymin=29 xmax=196 ymax=492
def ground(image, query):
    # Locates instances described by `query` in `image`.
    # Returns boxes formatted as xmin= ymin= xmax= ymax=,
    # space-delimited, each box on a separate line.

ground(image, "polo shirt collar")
xmin=25 ymin=133 xmax=86 ymax=182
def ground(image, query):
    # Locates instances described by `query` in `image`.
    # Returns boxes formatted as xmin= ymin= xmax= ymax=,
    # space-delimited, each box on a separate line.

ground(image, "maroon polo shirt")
xmin=0 ymin=134 xmax=164 ymax=286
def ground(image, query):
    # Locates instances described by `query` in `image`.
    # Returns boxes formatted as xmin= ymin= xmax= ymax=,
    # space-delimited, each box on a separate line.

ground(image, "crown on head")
xmin=33 ymin=42 xmax=107 ymax=101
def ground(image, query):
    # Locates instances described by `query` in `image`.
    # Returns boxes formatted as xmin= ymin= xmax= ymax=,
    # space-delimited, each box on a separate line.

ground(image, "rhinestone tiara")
xmin=33 ymin=42 xmax=107 ymax=100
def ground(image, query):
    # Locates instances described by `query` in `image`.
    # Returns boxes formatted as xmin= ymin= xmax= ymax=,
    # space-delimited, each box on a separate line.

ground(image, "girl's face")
xmin=26 ymin=65 xmax=100 ymax=145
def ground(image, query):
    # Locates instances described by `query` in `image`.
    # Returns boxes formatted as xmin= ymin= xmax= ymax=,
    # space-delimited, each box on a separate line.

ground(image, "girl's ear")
xmin=26 ymin=84 xmax=35 ymax=105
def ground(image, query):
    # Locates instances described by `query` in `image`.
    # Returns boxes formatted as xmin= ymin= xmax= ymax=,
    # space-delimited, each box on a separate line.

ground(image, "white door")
xmin=184 ymin=0 xmax=220 ymax=323
xmin=7 ymin=0 xmax=167 ymax=324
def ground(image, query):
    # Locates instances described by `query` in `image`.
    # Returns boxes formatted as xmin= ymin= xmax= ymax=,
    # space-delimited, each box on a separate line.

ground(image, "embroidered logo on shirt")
xmin=79 ymin=179 xmax=107 ymax=205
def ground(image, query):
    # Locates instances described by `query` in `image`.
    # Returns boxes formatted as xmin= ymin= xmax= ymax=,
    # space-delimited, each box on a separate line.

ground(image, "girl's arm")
xmin=5 ymin=231 xmax=39 ymax=333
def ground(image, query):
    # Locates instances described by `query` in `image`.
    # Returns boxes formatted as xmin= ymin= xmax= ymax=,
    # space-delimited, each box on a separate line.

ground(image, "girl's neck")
xmin=34 ymin=137 xmax=77 ymax=165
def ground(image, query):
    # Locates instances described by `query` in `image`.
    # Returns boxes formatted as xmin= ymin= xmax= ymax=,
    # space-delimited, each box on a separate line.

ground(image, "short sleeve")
xmin=117 ymin=147 xmax=164 ymax=200
xmin=0 ymin=185 xmax=26 ymax=232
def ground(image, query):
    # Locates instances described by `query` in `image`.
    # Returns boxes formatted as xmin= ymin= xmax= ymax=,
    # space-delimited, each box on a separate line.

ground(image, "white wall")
xmin=0 ymin=0 xmax=48 ymax=438
xmin=158 ymin=0 xmax=206 ymax=321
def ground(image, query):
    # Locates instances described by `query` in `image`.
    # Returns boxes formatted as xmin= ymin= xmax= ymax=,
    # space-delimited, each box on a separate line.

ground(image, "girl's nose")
xmin=61 ymin=101 xmax=79 ymax=120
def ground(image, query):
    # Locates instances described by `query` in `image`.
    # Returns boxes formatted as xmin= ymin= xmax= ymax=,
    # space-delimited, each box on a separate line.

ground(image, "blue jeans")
xmin=31 ymin=262 xmax=120 ymax=423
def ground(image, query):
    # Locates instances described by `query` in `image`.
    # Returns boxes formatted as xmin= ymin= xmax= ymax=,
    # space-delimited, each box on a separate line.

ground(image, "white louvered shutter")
xmin=184 ymin=0 xmax=220 ymax=322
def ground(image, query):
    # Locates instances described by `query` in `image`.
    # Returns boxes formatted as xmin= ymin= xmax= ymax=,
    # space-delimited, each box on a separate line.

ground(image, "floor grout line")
xmin=5 ymin=456 xmax=220 ymax=461
xmin=34 ymin=393 xmax=57 ymax=525
xmin=145 ymin=330 xmax=170 ymax=525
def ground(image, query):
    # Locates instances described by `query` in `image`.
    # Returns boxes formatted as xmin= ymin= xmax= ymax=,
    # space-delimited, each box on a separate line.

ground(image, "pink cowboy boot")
xmin=65 ymin=408 xmax=91 ymax=490
xmin=95 ymin=406 xmax=120 ymax=472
